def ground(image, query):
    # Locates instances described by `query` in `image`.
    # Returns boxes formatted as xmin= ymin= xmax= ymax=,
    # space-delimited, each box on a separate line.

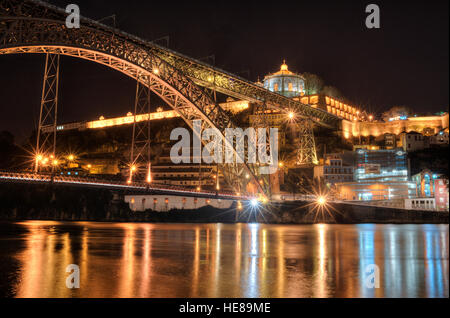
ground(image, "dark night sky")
xmin=0 ymin=0 xmax=448 ymax=140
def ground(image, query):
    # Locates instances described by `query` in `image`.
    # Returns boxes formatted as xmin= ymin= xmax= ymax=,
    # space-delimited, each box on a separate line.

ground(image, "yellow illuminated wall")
xmin=341 ymin=113 xmax=449 ymax=139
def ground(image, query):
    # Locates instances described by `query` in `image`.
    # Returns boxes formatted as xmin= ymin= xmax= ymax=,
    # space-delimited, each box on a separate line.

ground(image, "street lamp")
xmin=146 ymin=163 xmax=152 ymax=183
xmin=128 ymin=165 xmax=137 ymax=184
xmin=250 ymin=198 xmax=259 ymax=207
xmin=317 ymin=196 xmax=327 ymax=206
xmin=34 ymin=154 xmax=44 ymax=173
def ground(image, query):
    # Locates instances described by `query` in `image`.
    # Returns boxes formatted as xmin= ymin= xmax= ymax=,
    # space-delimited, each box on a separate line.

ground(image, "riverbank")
xmin=0 ymin=183 xmax=448 ymax=224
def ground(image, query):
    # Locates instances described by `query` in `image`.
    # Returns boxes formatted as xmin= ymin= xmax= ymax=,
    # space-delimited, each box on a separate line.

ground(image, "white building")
xmin=404 ymin=198 xmax=436 ymax=211
xmin=124 ymin=195 xmax=234 ymax=212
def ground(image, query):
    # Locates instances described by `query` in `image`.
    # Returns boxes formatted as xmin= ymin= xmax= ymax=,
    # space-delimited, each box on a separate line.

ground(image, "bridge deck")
xmin=0 ymin=171 xmax=249 ymax=201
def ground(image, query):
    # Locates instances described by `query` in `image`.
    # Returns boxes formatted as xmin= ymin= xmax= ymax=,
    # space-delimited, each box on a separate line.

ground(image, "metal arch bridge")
xmin=0 ymin=0 xmax=342 ymax=199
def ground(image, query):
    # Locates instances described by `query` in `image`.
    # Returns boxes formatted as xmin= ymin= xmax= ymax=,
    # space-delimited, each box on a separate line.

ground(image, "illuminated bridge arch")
xmin=0 ymin=1 xmax=266 ymax=196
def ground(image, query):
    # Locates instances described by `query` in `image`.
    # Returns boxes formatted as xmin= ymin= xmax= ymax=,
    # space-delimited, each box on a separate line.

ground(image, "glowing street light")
xmin=68 ymin=154 xmax=75 ymax=161
xmin=250 ymin=198 xmax=259 ymax=207
xmin=34 ymin=154 xmax=44 ymax=173
xmin=146 ymin=163 xmax=152 ymax=183
xmin=52 ymin=159 xmax=59 ymax=166
xmin=317 ymin=196 xmax=327 ymax=206
xmin=288 ymin=112 xmax=295 ymax=120
xmin=128 ymin=165 xmax=137 ymax=184
xmin=153 ymin=68 xmax=159 ymax=75
xmin=369 ymin=115 xmax=374 ymax=121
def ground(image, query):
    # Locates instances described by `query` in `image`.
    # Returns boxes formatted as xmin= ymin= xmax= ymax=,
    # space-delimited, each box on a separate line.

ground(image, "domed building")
xmin=263 ymin=61 xmax=305 ymax=98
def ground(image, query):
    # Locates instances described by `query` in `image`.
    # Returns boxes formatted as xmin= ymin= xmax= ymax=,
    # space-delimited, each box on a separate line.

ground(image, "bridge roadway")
xmin=0 ymin=171 xmax=251 ymax=201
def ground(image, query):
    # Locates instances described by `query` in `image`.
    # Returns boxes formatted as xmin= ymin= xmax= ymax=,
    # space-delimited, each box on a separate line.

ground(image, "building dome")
xmin=263 ymin=61 xmax=305 ymax=98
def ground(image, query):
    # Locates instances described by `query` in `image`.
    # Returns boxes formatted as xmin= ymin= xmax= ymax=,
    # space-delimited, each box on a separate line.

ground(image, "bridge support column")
xmin=296 ymin=119 xmax=319 ymax=166
xmin=129 ymin=74 xmax=152 ymax=183
xmin=35 ymin=53 xmax=60 ymax=173
xmin=251 ymin=102 xmax=272 ymax=199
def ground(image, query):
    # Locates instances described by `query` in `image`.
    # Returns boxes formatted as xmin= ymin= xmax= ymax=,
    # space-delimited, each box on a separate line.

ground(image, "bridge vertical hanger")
xmin=129 ymin=74 xmax=152 ymax=183
xmin=35 ymin=53 xmax=60 ymax=173
xmin=296 ymin=119 xmax=319 ymax=166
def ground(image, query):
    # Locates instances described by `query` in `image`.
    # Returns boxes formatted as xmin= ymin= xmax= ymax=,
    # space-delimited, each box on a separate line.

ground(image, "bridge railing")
xmin=0 ymin=171 xmax=246 ymax=199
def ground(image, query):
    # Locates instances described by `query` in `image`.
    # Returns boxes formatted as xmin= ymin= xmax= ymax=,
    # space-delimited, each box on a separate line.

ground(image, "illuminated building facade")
xmin=434 ymin=179 xmax=449 ymax=211
xmin=411 ymin=169 xmax=443 ymax=198
xmin=342 ymin=113 xmax=449 ymax=139
xmin=314 ymin=154 xmax=354 ymax=185
xmin=335 ymin=149 xmax=416 ymax=201
xmin=354 ymin=149 xmax=409 ymax=182
xmin=47 ymin=100 xmax=250 ymax=133
xmin=149 ymin=155 xmax=217 ymax=188
xmin=263 ymin=61 xmax=305 ymax=98
xmin=296 ymin=95 xmax=362 ymax=122
xmin=336 ymin=181 xmax=416 ymax=201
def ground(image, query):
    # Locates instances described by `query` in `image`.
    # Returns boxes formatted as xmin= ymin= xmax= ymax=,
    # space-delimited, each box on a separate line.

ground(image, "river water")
xmin=0 ymin=221 xmax=447 ymax=298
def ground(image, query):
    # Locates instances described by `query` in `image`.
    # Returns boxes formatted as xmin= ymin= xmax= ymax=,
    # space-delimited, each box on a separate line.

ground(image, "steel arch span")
xmin=0 ymin=3 xmax=267 ymax=197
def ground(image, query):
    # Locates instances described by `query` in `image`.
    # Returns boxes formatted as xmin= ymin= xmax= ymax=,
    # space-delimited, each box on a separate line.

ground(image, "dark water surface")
xmin=0 ymin=221 xmax=447 ymax=298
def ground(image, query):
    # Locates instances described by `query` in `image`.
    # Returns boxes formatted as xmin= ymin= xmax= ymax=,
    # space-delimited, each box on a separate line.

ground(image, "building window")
xmin=274 ymin=83 xmax=279 ymax=91
xmin=288 ymin=82 xmax=293 ymax=92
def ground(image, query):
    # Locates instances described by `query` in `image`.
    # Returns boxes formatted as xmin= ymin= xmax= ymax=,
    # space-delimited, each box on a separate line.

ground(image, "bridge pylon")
xmin=35 ymin=53 xmax=60 ymax=173
xmin=129 ymin=74 xmax=152 ymax=183
xmin=296 ymin=119 xmax=319 ymax=166
xmin=250 ymin=102 xmax=272 ymax=198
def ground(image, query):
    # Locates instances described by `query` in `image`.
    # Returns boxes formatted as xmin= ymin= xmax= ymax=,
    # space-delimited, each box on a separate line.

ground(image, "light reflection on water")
xmin=0 ymin=221 xmax=447 ymax=298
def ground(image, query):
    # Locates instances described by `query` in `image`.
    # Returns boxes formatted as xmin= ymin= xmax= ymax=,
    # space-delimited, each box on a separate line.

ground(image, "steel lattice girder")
xmin=0 ymin=0 xmax=342 ymax=130
xmin=36 ymin=52 xmax=59 ymax=161
xmin=130 ymin=75 xmax=152 ymax=172
xmin=0 ymin=18 xmax=266 ymax=197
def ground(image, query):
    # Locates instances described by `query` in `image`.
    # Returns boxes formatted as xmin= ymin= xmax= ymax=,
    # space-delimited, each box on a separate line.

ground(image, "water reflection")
xmin=1 ymin=221 xmax=447 ymax=298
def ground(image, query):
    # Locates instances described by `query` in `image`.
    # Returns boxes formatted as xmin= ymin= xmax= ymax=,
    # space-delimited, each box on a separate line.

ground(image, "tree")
xmin=302 ymin=73 xmax=324 ymax=95
xmin=381 ymin=106 xmax=413 ymax=122
xmin=0 ymin=131 xmax=22 ymax=170
xmin=321 ymin=85 xmax=342 ymax=99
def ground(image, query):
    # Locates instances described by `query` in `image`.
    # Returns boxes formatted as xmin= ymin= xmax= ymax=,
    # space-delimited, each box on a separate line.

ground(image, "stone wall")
xmin=0 ymin=183 xmax=448 ymax=224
